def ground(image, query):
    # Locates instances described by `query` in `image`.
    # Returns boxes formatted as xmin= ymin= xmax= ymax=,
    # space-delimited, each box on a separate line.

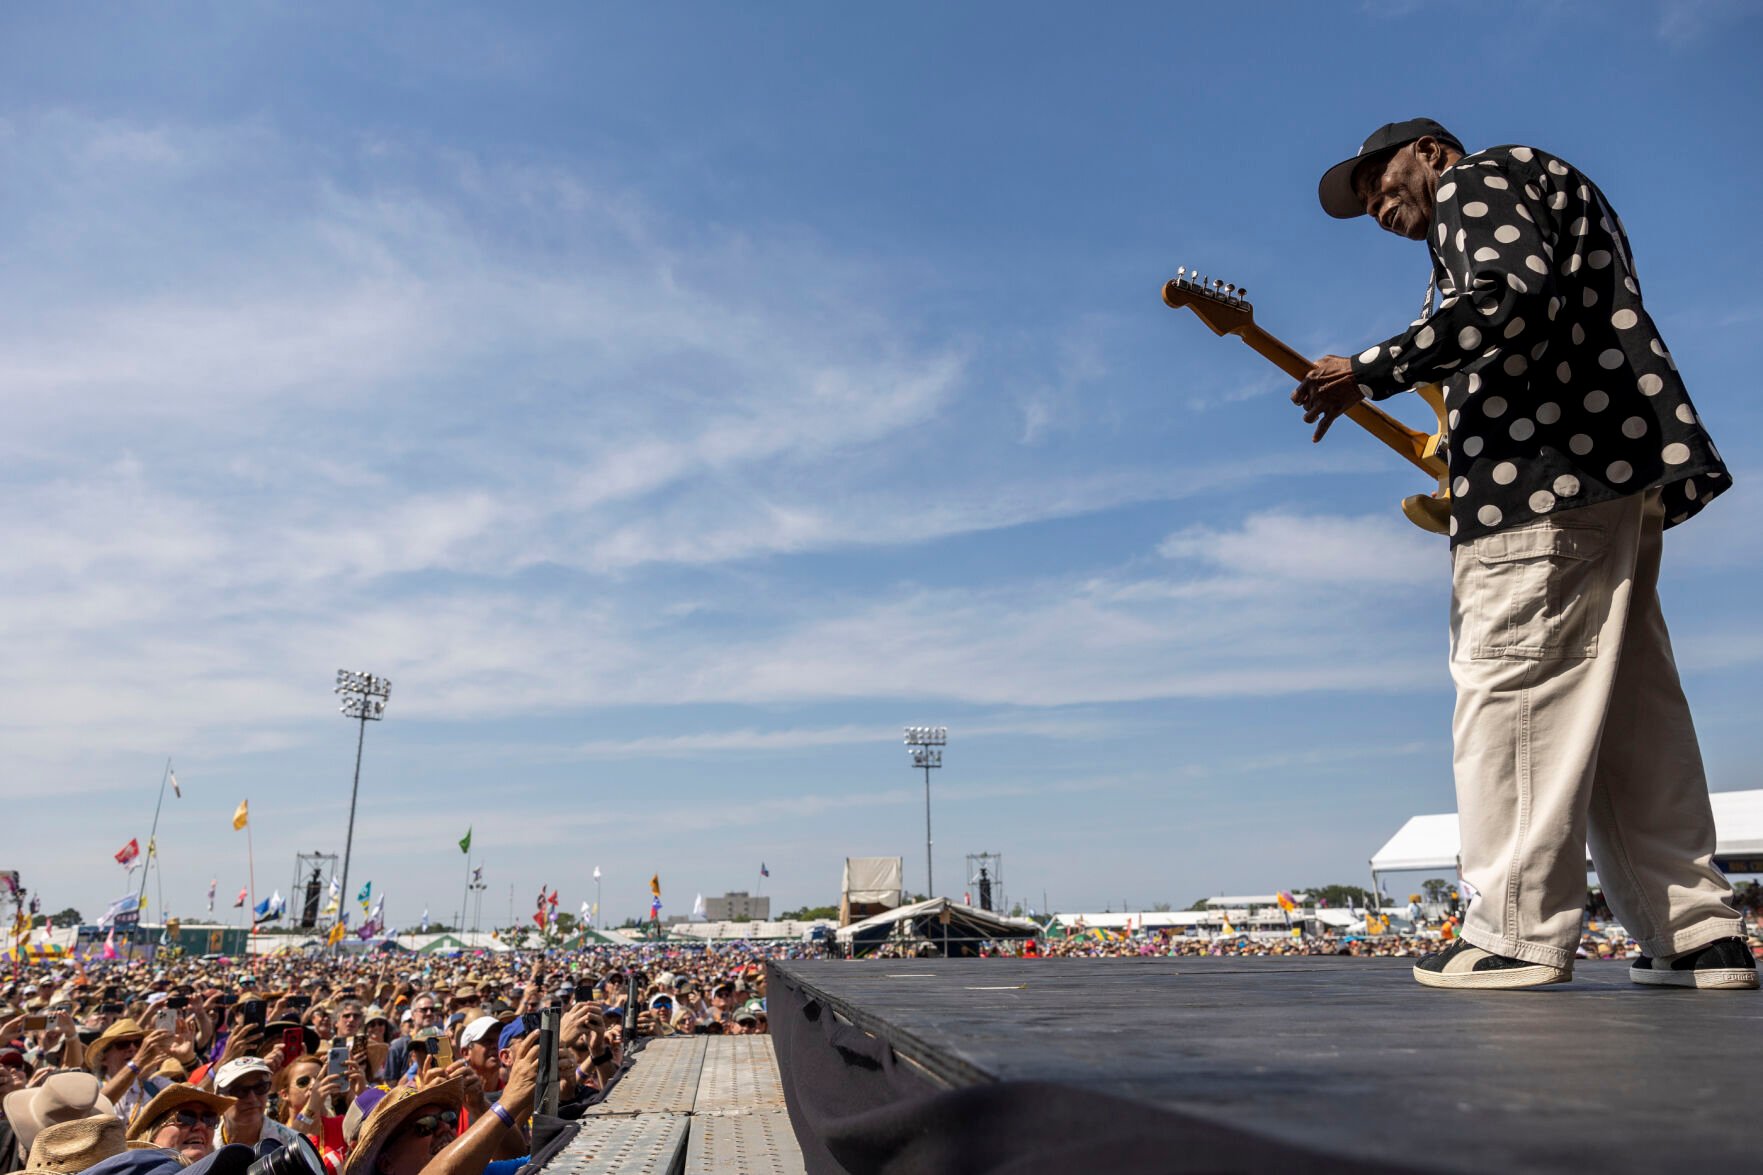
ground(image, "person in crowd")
xmin=124 ymin=1085 xmax=232 ymax=1165
xmin=85 ymin=1024 xmax=170 ymax=1125
xmin=22 ymin=1113 xmax=126 ymax=1175
xmin=3 ymin=1071 xmax=115 ymax=1174
xmin=211 ymin=1059 xmax=302 ymax=1150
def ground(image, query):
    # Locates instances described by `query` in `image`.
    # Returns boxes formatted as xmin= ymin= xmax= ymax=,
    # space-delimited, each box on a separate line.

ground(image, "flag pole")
xmin=246 ymin=816 xmax=257 ymax=948
xmin=130 ymin=758 xmax=172 ymax=960
xmin=460 ymin=848 xmax=471 ymax=937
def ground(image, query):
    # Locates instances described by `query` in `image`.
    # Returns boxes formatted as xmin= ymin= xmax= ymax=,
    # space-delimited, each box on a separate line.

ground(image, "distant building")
xmin=704 ymin=892 xmax=770 ymax=921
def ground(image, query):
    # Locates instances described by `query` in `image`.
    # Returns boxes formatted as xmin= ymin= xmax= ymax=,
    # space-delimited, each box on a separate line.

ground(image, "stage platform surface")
xmin=772 ymin=956 xmax=1759 ymax=1172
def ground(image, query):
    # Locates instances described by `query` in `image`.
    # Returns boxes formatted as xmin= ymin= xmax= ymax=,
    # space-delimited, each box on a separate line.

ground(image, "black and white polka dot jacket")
xmin=1350 ymin=144 xmax=1728 ymax=545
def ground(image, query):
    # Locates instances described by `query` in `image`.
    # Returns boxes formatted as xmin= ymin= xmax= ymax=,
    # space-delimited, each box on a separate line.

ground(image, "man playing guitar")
xmin=1294 ymin=119 xmax=1753 ymax=990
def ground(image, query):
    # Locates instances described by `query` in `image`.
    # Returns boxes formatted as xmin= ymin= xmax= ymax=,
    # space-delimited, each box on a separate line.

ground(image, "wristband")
xmin=592 ymin=1050 xmax=613 ymax=1065
xmin=126 ymin=1061 xmax=141 ymax=1076
xmin=489 ymin=1102 xmax=517 ymax=1130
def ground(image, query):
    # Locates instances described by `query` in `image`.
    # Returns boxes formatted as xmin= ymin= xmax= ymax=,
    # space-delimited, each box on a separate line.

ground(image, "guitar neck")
xmin=1234 ymin=323 xmax=1445 ymax=478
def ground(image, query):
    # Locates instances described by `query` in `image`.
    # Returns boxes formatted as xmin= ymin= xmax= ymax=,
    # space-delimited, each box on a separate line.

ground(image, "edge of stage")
xmin=767 ymin=956 xmax=1760 ymax=1174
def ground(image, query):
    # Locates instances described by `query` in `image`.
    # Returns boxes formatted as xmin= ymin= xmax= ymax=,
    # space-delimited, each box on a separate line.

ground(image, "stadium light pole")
xmin=335 ymin=670 xmax=390 ymax=941
xmin=904 ymin=726 xmax=947 ymax=899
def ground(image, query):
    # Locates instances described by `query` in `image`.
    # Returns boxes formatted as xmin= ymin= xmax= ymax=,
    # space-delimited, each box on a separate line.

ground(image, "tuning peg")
xmin=1236 ymin=287 xmax=1248 ymax=302
xmin=1176 ymin=266 xmax=1186 ymax=283
xmin=1225 ymin=284 xmax=1235 ymax=299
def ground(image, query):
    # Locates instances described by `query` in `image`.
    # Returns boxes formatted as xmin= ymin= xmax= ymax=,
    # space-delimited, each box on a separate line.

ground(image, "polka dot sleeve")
xmin=1350 ymin=155 xmax=1557 ymax=401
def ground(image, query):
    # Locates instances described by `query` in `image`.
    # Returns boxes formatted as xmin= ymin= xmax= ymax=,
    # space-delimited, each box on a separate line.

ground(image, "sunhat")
xmin=340 ymin=1077 xmax=464 ymax=1175
xmin=24 ymin=1114 xmax=126 ymax=1174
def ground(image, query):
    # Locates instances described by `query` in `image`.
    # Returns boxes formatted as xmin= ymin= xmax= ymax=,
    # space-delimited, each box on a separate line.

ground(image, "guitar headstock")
xmin=1161 ymin=267 xmax=1255 ymax=336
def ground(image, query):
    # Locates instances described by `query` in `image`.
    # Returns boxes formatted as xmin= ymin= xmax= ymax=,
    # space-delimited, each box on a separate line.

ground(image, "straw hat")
xmin=85 ymin=1021 xmax=147 ymax=1073
xmin=4 ymin=1072 xmax=118 ymax=1155
xmin=125 ymin=1085 xmax=236 ymax=1143
xmin=340 ymin=1076 xmax=465 ymax=1175
xmin=25 ymin=1115 xmax=126 ymax=1174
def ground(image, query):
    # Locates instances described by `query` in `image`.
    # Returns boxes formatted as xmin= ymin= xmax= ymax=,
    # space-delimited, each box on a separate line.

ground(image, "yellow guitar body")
xmin=1162 ymin=271 xmax=1453 ymax=536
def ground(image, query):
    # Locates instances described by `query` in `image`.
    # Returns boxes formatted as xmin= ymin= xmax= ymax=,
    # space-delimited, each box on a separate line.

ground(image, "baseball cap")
xmin=496 ymin=1019 xmax=532 ymax=1052
xmin=214 ymin=1057 xmax=273 ymax=1091
xmin=1317 ymin=118 xmax=1466 ymax=219
xmin=459 ymin=1016 xmax=500 ymax=1049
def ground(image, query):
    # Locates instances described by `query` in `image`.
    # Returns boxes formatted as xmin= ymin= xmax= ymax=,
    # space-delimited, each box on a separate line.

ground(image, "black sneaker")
xmin=1413 ymin=939 xmax=1573 ymax=989
xmin=1629 ymin=936 xmax=1759 ymax=990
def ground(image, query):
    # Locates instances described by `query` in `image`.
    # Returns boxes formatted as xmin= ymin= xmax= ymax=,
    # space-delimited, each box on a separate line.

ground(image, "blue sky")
xmin=3 ymin=2 xmax=1760 ymax=929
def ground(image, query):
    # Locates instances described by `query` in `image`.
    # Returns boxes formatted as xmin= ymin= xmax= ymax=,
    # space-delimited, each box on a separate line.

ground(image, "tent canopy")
xmin=842 ymin=857 xmax=903 ymax=907
xmin=1370 ymin=789 xmax=1763 ymax=878
xmin=836 ymin=897 xmax=1039 ymax=954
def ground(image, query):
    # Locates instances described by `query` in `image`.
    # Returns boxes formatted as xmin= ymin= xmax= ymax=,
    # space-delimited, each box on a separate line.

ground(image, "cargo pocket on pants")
xmin=1468 ymin=523 xmax=1605 ymax=660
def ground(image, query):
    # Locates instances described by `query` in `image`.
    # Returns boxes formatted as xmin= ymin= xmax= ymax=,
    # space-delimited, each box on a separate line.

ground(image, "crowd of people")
xmin=0 ymin=946 xmax=787 ymax=1175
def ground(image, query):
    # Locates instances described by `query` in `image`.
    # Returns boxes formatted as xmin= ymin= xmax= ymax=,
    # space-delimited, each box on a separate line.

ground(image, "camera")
xmin=245 ymin=1137 xmax=324 ymax=1175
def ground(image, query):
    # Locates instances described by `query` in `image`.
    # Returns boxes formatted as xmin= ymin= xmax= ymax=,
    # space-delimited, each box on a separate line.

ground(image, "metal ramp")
xmin=543 ymin=1036 xmax=803 ymax=1175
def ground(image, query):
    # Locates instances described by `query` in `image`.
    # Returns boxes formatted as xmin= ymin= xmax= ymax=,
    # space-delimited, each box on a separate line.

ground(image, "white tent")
xmin=842 ymin=857 xmax=903 ymax=906
xmin=1370 ymin=788 xmax=1763 ymax=888
xmin=836 ymin=897 xmax=1039 ymax=954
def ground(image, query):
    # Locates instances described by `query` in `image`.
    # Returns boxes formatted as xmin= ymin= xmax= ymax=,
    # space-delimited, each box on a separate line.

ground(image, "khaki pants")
xmin=1450 ymin=488 xmax=1740 ymax=968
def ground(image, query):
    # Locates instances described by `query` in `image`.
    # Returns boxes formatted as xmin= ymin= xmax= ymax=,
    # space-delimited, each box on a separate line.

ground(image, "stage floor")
xmin=774 ymin=956 xmax=1760 ymax=1172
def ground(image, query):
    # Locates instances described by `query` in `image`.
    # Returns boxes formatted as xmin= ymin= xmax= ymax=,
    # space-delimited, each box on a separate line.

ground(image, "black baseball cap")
xmin=1318 ymin=118 xmax=1466 ymax=219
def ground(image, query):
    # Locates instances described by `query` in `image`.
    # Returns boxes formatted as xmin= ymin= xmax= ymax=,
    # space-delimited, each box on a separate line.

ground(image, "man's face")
xmin=408 ymin=998 xmax=439 ymax=1031
xmin=337 ymin=1006 xmax=364 ymax=1036
xmin=1354 ymin=137 xmax=1450 ymax=241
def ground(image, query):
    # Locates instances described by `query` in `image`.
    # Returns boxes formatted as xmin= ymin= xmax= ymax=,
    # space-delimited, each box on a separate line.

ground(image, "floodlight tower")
xmin=335 ymin=669 xmax=390 ymax=936
xmin=903 ymin=726 xmax=948 ymax=899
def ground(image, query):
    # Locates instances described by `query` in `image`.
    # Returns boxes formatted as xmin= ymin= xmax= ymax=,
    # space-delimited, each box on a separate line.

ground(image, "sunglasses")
xmin=171 ymin=1110 xmax=221 ymax=1129
xmin=228 ymin=1081 xmax=272 ymax=1098
xmin=405 ymin=1111 xmax=459 ymax=1139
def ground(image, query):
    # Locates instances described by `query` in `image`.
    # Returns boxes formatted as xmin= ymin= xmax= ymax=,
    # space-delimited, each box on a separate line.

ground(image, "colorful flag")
xmin=472 ymin=867 xmax=483 ymax=884
xmin=421 ymin=908 xmax=430 ymax=933
xmin=692 ymin=893 xmax=707 ymax=920
xmin=146 ymin=837 xmax=157 ymax=860
xmin=533 ymin=907 xmax=546 ymax=929
xmin=232 ymin=800 xmax=249 ymax=831
xmin=580 ymin=901 xmax=591 ymax=920
xmin=233 ymin=886 xmax=248 ymax=908
xmin=114 ymin=838 xmax=140 ymax=867
xmin=102 ymin=928 xmax=117 ymax=960
xmin=327 ymin=920 xmax=346 ymax=946
xmin=1220 ymin=915 xmax=1236 ymax=935
xmin=592 ymin=866 xmax=601 ymax=880
xmin=357 ymin=882 xmax=372 ymax=911
xmin=169 ymin=770 xmax=182 ymax=799
xmin=206 ymin=879 xmax=217 ymax=913
xmin=548 ymin=889 xmax=558 ymax=909
xmin=649 ymin=874 xmax=661 ymax=898
xmin=760 ymin=862 xmax=769 ymax=878
xmin=459 ymin=828 xmax=472 ymax=855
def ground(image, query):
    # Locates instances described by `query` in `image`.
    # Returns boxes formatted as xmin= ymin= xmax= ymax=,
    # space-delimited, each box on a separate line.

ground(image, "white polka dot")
xmin=1511 ymin=147 xmax=1534 ymax=162
xmin=1448 ymin=409 xmax=1460 ymax=429
xmin=1548 ymin=297 xmax=1561 ymax=320
xmin=1458 ymin=326 xmax=1481 ymax=350
xmin=1547 ymin=159 xmax=1568 ymax=176
xmin=1583 ymin=390 xmax=1608 ymax=412
xmin=1453 ymin=476 xmax=1471 ymax=497
xmin=1611 ymin=309 xmax=1638 ymax=330
xmin=1549 ymin=191 xmax=1568 ymax=210
xmin=1509 ymin=418 xmax=1535 ymax=441
xmin=1571 ymin=323 xmax=1586 ymax=346
xmin=1553 ymin=474 xmax=1580 ymax=497
xmin=1661 ymin=442 xmax=1690 ymax=465
xmin=1556 ymin=362 xmax=1572 ymax=383
xmin=1675 ymin=404 xmax=1696 ymax=424
xmin=1570 ymin=434 xmax=1594 ymax=455
xmin=1529 ymin=491 xmax=1556 ymax=513
xmin=1435 ymin=182 xmax=1456 ymax=202
xmin=1484 ymin=175 xmax=1509 ymax=190
xmin=1502 ymin=355 xmax=1527 ymax=377
xmin=1358 ymin=383 xmax=1375 ymax=397
xmin=1504 ymin=317 xmax=1526 ymax=339
xmin=1463 ymin=201 xmax=1489 ymax=217
xmin=1360 ymin=345 xmax=1382 ymax=364
xmin=1624 ymin=277 xmax=1638 ymax=294
xmin=1531 ymin=339 xmax=1549 ymax=360
xmin=1449 ymin=516 xmax=1459 ymax=536
xmin=1598 ymin=349 xmax=1624 ymax=369
xmin=1493 ymin=225 xmax=1521 ymax=244
xmin=1437 ymin=224 xmax=1448 ymax=246
xmin=1588 ymin=249 xmax=1611 ymax=269
xmin=1607 ymin=460 xmax=1632 ymax=484
xmin=1415 ymin=325 xmax=1435 ymax=349
xmin=1525 ymin=255 xmax=1548 ymax=274
xmin=1570 ymin=217 xmax=1589 ymax=235
xmin=1621 ymin=416 xmax=1648 ymax=439
xmin=1684 ymin=479 xmax=1698 ymax=501
xmin=1505 ymin=273 xmax=1529 ymax=293
xmin=1455 ymin=229 xmax=1467 ymax=253
xmin=1478 ymin=505 xmax=1503 ymax=527
xmin=1637 ymin=373 xmax=1664 ymax=396
xmin=1473 ymin=247 xmax=1501 ymax=263
xmin=1650 ymin=339 xmax=1668 ymax=358
xmin=1536 ymin=402 xmax=1561 ymax=425
xmin=1516 ymin=203 xmax=1534 ymax=222
xmin=1565 ymin=254 xmax=1583 ymax=275
xmin=1461 ymin=435 xmax=1484 ymax=457
xmin=1465 ymin=373 xmax=1481 ymax=395
xmin=1483 ymin=396 xmax=1508 ymax=418
xmin=1582 ymin=288 xmax=1598 ymax=308
xmin=1492 ymin=462 xmax=1517 ymax=485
